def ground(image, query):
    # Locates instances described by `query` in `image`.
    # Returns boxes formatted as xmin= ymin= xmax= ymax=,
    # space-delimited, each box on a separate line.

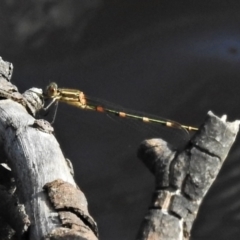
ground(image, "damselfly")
xmin=43 ymin=82 xmax=198 ymax=139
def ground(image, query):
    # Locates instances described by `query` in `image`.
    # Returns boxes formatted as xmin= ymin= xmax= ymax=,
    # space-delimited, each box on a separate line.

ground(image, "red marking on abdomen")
xmin=119 ymin=112 xmax=126 ymax=117
xmin=96 ymin=106 xmax=105 ymax=112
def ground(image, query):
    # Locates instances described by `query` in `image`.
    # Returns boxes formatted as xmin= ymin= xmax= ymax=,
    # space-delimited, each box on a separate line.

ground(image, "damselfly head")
xmin=45 ymin=82 xmax=58 ymax=98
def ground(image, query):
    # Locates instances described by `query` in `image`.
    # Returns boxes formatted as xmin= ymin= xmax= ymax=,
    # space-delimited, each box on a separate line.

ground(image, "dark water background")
xmin=2 ymin=1 xmax=240 ymax=239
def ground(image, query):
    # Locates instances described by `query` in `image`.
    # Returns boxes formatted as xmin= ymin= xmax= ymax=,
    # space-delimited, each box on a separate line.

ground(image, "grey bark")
xmin=0 ymin=57 xmax=98 ymax=239
xmin=137 ymin=113 xmax=239 ymax=240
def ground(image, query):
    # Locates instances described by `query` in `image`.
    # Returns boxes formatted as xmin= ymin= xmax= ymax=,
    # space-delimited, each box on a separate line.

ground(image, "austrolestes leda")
xmin=43 ymin=82 xmax=198 ymax=141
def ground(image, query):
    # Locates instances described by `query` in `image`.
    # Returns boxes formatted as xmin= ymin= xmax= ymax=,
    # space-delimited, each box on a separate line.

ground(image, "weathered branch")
xmin=137 ymin=112 xmax=239 ymax=240
xmin=0 ymin=57 xmax=98 ymax=239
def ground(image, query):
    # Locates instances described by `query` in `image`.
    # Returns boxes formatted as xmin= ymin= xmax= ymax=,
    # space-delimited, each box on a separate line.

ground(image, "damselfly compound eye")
xmin=46 ymin=82 xmax=58 ymax=97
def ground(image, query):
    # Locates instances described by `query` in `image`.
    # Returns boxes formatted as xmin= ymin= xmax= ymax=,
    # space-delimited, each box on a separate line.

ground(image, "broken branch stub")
xmin=137 ymin=112 xmax=239 ymax=240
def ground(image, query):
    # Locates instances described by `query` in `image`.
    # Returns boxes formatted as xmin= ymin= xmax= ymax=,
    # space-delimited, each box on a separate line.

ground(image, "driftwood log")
xmin=0 ymin=56 xmax=239 ymax=240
